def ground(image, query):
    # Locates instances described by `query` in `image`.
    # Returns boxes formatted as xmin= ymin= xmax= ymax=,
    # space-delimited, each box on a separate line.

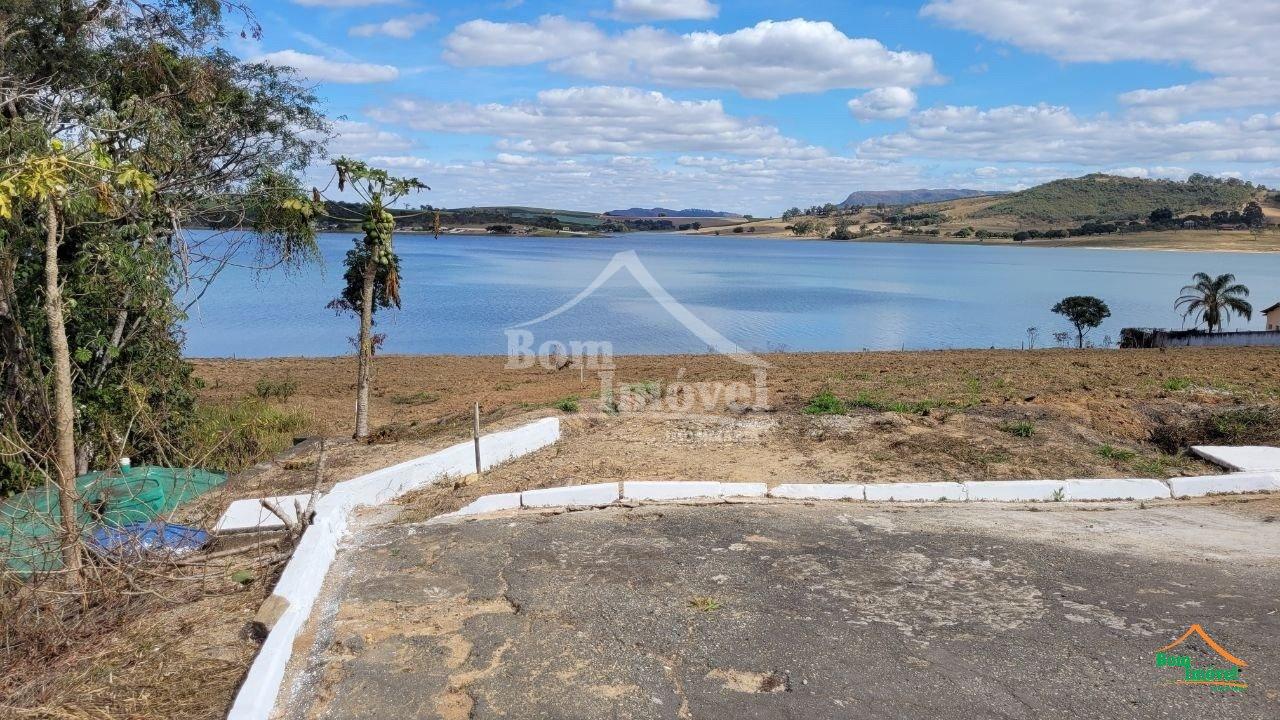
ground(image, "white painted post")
xmin=473 ymin=401 xmax=482 ymax=475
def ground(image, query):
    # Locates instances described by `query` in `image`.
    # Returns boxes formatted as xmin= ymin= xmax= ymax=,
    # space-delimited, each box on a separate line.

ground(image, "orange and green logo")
xmin=1155 ymin=624 xmax=1247 ymax=693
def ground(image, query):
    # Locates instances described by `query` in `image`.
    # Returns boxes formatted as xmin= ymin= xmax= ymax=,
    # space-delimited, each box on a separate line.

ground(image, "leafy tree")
xmin=1051 ymin=296 xmax=1111 ymax=348
xmin=1148 ymin=207 xmax=1174 ymax=223
xmin=1176 ymin=272 xmax=1252 ymax=333
xmin=0 ymin=1 xmax=325 ymax=569
xmin=1243 ymin=201 xmax=1265 ymax=228
xmin=323 ymin=159 xmax=427 ymax=440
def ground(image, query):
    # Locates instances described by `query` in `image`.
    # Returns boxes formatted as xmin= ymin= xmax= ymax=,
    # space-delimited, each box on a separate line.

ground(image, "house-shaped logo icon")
xmin=1154 ymin=624 xmax=1248 ymax=692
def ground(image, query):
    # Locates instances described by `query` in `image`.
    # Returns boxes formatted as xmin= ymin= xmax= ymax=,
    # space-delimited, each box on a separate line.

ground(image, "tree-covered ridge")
xmin=972 ymin=174 xmax=1264 ymax=224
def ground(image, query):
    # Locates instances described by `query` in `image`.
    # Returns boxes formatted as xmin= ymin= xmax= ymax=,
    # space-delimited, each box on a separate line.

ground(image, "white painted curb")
xmin=623 ymin=481 xmax=724 ymax=501
xmin=215 ymin=493 xmax=314 ymax=533
xmin=522 ymin=482 xmax=619 ymax=508
xmin=721 ymin=482 xmax=769 ymax=498
xmin=455 ymin=492 xmax=522 ymax=516
xmin=1167 ymin=472 xmax=1280 ymax=498
xmin=769 ymin=483 xmax=865 ymax=500
xmin=865 ymin=482 xmax=965 ymax=502
xmin=1064 ymin=478 xmax=1170 ymax=501
xmin=1191 ymin=445 xmax=1280 ymax=472
xmin=227 ymin=417 xmax=560 ymax=720
xmin=964 ymin=480 xmax=1066 ymax=502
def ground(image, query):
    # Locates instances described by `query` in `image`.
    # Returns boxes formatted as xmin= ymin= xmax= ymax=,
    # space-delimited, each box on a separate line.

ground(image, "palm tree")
xmin=1176 ymin=273 xmax=1252 ymax=332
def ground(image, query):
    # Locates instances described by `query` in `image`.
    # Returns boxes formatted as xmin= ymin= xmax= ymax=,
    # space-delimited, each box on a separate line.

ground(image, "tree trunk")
xmin=354 ymin=257 xmax=376 ymax=440
xmin=42 ymin=201 xmax=82 ymax=577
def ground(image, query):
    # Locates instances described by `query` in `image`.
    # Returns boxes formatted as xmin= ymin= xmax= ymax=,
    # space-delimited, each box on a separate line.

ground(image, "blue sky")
xmin=236 ymin=0 xmax=1280 ymax=215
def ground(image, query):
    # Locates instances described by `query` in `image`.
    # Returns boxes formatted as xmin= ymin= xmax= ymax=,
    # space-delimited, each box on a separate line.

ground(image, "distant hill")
xmin=971 ymin=174 xmax=1264 ymax=225
xmin=605 ymin=207 xmax=742 ymax=218
xmin=839 ymin=189 xmax=996 ymax=207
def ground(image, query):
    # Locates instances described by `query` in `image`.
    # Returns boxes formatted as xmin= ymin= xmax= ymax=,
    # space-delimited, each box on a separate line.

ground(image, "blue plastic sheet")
xmin=89 ymin=521 xmax=209 ymax=560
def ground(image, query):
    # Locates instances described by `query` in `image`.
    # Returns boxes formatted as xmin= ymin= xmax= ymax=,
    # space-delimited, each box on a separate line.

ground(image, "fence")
xmin=1120 ymin=328 xmax=1280 ymax=349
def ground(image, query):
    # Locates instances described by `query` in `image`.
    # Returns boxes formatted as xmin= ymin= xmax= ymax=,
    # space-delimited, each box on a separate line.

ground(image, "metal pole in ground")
xmin=473 ymin=401 xmax=482 ymax=475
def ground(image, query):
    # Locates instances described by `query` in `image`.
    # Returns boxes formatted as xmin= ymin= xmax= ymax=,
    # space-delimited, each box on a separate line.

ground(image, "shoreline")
xmin=184 ymin=346 xmax=1243 ymax=362
xmin=679 ymin=229 xmax=1280 ymax=253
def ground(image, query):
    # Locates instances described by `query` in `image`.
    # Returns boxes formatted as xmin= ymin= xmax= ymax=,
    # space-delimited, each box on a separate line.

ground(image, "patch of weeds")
xmin=1129 ymin=455 xmax=1175 ymax=477
xmin=852 ymin=393 xmax=954 ymax=415
xmin=1151 ymin=405 xmax=1280 ymax=453
xmin=998 ymin=420 xmax=1036 ymax=438
xmin=1050 ymin=487 xmax=1065 ymax=502
xmin=1161 ymin=377 xmax=1193 ymax=392
xmin=1096 ymin=444 xmax=1137 ymax=462
xmin=390 ymin=391 xmax=439 ymax=406
xmin=803 ymin=390 xmax=846 ymax=415
xmin=964 ymin=376 xmax=982 ymax=396
xmin=494 ymin=382 xmax=516 ymax=391
xmin=600 ymin=390 xmax=620 ymax=415
xmin=626 ymin=380 xmax=662 ymax=399
xmin=553 ymin=395 xmax=581 ymax=413
xmin=253 ymin=377 xmax=298 ymax=401
xmin=689 ymin=596 xmax=722 ymax=612
xmin=190 ymin=399 xmax=309 ymax=473
xmin=1210 ymin=407 xmax=1280 ymax=444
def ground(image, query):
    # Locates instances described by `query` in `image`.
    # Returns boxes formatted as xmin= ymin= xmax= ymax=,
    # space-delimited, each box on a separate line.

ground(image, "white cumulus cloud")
xmin=254 ymin=49 xmax=398 ymax=83
xmin=349 ymin=13 xmax=437 ymax=39
xmin=368 ymin=86 xmax=826 ymax=158
xmin=443 ymin=17 xmax=938 ymax=98
xmin=922 ymin=0 xmax=1280 ymax=74
xmin=922 ymin=0 xmax=1280 ymax=115
xmin=848 ymin=87 xmax=917 ymax=120
xmin=293 ymin=0 xmax=404 ymax=6
xmin=611 ymin=0 xmax=719 ymax=21
xmin=858 ymin=103 xmax=1280 ymax=165
xmin=325 ymin=120 xmax=414 ymax=155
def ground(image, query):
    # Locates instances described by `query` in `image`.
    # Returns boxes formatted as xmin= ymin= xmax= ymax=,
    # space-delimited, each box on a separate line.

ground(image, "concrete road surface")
xmin=279 ymin=499 xmax=1280 ymax=719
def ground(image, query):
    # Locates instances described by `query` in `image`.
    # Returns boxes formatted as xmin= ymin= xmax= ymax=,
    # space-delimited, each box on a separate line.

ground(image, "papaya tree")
xmin=0 ymin=140 xmax=156 ymax=574
xmin=325 ymin=159 xmax=427 ymax=439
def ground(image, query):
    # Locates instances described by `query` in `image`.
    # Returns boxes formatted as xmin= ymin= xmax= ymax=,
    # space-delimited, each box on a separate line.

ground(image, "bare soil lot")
xmin=193 ymin=348 xmax=1280 ymax=516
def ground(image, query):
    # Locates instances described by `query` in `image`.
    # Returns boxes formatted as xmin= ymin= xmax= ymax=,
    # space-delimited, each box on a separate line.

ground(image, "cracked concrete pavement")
xmin=278 ymin=498 xmax=1280 ymax=719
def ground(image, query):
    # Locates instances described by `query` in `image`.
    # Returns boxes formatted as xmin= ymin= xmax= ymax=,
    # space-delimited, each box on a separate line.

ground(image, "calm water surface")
xmin=182 ymin=231 xmax=1280 ymax=357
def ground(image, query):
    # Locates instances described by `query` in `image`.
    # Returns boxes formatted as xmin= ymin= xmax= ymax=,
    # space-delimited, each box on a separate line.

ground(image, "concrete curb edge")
xmin=226 ymin=417 xmax=560 ymax=720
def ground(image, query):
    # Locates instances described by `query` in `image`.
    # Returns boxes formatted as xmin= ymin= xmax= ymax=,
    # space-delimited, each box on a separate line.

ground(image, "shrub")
xmin=803 ymin=391 xmax=845 ymax=415
xmin=253 ymin=377 xmax=298 ymax=401
xmin=1151 ymin=406 xmax=1280 ymax=453
xmin=998 ymin=420 xmax=1036 ymax=438
xmin=554 ymin=396 xmax=580 ymax=413
xmin=188 ymin=399 xmax=309 ymax=474
xmin=1096 ymin=444 xmax=1136 ymax=462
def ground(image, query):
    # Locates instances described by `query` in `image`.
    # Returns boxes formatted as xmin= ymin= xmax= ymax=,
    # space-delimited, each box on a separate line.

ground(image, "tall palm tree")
xmin=1176 ymin=273 xmax=1252 ymax=333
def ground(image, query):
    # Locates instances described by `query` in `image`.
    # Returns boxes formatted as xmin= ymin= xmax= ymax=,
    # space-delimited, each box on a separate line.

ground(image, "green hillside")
xmin=972 ymin=174 xmax=1263 ymax=224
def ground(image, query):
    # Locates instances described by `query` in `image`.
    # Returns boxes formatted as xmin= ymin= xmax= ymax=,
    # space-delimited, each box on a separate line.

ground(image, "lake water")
xmin=182 ymin=231 xmax=1280 ymax=358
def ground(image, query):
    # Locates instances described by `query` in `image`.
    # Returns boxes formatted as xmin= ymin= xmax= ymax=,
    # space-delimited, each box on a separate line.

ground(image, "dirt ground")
xmin=193 ymin=348 xmax=1280 ymax=442
xmin=11 ymin=348 xmax=1278 ymax=718
xmin=191 ymin=348 xmax=1280 ymax=516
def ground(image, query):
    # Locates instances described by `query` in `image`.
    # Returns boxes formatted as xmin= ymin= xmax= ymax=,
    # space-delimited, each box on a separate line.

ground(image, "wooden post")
xmin=473 ymin=401 xmax=482 ymax=475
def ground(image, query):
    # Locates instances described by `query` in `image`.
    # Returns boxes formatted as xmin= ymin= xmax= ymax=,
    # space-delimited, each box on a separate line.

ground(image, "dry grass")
xmin=0 ymin=552 xmax=281 ymax=720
